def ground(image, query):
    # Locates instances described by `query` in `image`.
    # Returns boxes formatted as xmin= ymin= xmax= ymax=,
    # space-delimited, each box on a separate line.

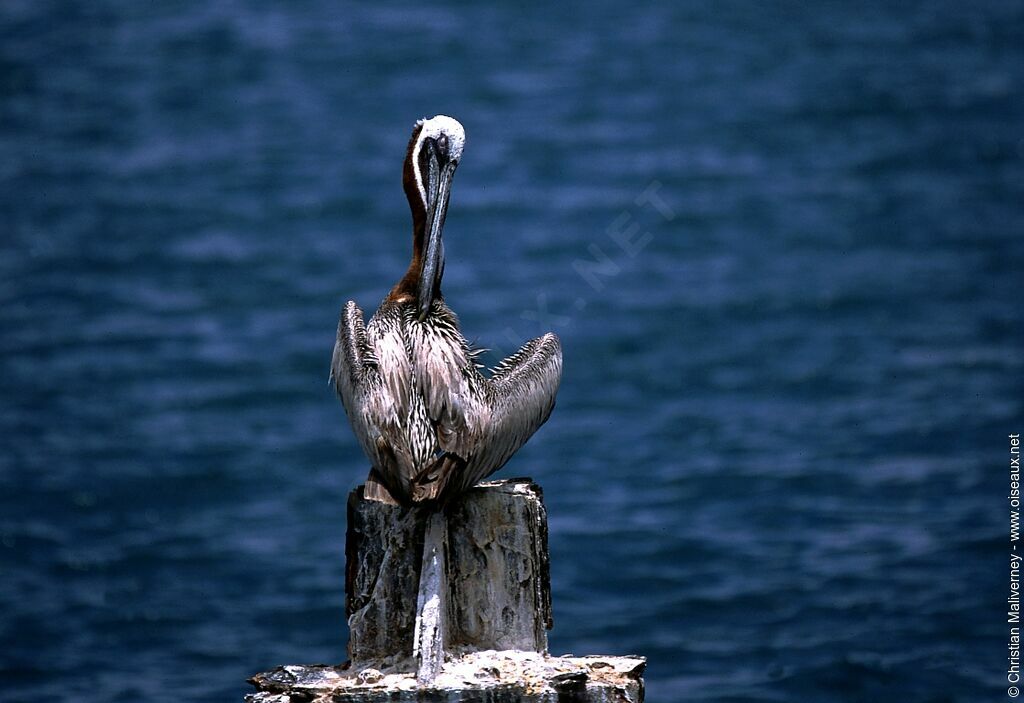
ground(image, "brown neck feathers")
xmin=389 ymin=123 xmax=427 ymax=303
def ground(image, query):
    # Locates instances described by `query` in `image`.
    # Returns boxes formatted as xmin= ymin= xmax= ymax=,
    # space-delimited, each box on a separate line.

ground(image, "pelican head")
xmin=404 ymin=115 xmax=465 ymax=321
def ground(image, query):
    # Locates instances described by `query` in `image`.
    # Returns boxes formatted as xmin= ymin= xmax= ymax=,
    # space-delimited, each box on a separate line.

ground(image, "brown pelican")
xmin=331 ymin=115 xmax=562 ymax=506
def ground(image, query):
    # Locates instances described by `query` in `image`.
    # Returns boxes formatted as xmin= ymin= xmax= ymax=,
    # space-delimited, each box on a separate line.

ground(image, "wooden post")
xmin=246 ymin=478 xmax=645 ymax=702
xmin=346 ymin=478 xmax=552 ymax=667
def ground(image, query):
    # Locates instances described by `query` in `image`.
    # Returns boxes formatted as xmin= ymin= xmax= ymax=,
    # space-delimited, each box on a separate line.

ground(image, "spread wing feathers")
xmin=429 ymin=332 xmax=562 ymax=500
xmin=331 ymin=301 xmax=418 ymax=500
xmin=334 ymin=299 xmax=561 ymax=505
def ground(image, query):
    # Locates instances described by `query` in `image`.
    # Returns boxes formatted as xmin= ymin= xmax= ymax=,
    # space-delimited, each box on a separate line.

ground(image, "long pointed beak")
xmin=417 ymin=158 xmax=456 ymax=321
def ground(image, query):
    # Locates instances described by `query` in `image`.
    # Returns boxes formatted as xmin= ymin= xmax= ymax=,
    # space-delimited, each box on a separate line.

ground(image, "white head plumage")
xmin=411 ymin=115 xmax=466 ymax=207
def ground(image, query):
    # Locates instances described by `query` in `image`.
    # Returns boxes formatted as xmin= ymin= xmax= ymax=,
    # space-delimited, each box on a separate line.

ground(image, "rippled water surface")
xmin=2 ymin=2 xmax=1022 ymax=701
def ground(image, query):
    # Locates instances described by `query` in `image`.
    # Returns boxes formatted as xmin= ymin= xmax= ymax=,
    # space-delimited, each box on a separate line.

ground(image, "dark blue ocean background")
xmin=2 ymin=1 xmax=1022 ymax=701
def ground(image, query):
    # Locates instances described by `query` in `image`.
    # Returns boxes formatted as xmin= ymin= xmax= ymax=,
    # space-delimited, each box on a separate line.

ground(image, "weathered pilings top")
xmin=246 ymin=651 xmax=646 ymax=703
xmin=247 ymin=478 xmax=646 ymax=702
xmin=345 ymin=479 xmax=552 ymax=669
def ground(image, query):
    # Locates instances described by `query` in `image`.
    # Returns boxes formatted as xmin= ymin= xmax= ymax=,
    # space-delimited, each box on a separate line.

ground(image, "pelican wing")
xmin=470 ymin=332 xmax=562 ymax=479
xmin=330 ymin=301 xmax=371 ymax=431
xmin=331 ymin=300 xmax=416 ymax=501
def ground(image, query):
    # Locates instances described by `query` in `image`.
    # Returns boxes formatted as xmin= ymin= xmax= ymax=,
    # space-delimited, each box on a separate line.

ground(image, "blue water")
xmin=2 ymin=2 xmax=1022 ymax=701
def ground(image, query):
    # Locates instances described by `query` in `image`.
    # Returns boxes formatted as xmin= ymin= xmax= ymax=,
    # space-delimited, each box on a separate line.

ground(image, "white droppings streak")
xmin=414 ymin=512 xmax=448 ymax=684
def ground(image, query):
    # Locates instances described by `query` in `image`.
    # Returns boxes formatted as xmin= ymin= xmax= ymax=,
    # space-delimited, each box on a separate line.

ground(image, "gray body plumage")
xmin=332 ymin=297 xmax=561 ymax=504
